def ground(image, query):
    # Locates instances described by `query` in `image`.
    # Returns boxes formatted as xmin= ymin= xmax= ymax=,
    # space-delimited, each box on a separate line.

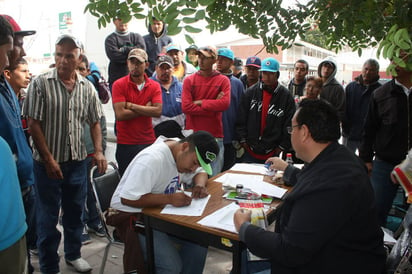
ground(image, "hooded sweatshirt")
xmin=318 ymin=57 xmax=345 ymax=121
xmin=144 ymin=23 xmax=173 ymax=76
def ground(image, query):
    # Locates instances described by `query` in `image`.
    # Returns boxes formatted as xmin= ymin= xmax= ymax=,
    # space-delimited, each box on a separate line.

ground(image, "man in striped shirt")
xmin=23 ymin=34 xmax=107 ymax=274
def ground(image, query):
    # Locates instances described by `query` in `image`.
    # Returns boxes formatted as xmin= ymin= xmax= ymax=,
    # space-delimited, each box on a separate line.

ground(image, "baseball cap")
xmin=234 ymin=57 xmax=243 ymax=70
xmin=246 ymin=56 xmax=261 ymax=68
xmin=260 ymin=57 xmax=280 ymax=73
xmin=217 ymin=48 xmax=234 ymax=60
xmin=185 ymin=44 xmax=198 ymax=53
xmin=128 ymin=48 xmax=148 ymax=62
xmin=156 ymin=55 xmax=173 ymax=67
xmin=191 ymin=131 xmax=219 ymax=175
xmin=166 ymin=44 xmax=182 ymax=53
xmin=1 ymin=15 xmax=36 ymax=36
xmin=197 ymin=46 xmax=217 ymax=59
xmin=55 ymin=34 xmax=83 ymax=49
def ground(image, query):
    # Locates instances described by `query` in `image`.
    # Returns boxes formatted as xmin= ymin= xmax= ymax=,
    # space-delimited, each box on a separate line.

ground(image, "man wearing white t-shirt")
xmin=108 ymin=130 xmax=219 ymax=274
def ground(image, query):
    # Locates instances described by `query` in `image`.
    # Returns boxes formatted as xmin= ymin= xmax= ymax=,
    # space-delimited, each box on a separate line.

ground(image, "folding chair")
xmin=90 ymin=162 xmax=121 ymax=274
xmin=386 ymin=204 xmax=412 ymax=274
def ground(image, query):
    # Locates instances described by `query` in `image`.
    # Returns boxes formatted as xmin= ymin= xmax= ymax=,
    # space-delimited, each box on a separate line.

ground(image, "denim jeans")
xmin=240 ymin=150 xmax=266 ymax=164
xmin=370 ymin=159 xmax=399 ymax=226
xmin=210 ymin=139 xmax=224 ymax=177
xmin=139 ymin=230 xmax=208 ymax=274
xmin=34 ymin=160 xmax=87 ymax=274
xmin=23 ymin=186 xmax=37 ymax=273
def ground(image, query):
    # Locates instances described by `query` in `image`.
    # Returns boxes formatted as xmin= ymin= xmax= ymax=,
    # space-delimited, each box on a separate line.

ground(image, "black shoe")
xmin=112 ymin=228 xmax=123 ymax=243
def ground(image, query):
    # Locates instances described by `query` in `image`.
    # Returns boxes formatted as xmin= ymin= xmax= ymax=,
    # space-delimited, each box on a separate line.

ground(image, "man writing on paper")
xmin=234 ymin=99 xmax=386 ymax=274
xmin=109 ymin=130 xmax=219 ymax=274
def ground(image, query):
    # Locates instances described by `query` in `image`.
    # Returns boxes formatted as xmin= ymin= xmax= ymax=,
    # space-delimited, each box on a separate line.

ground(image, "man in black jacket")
xmin=359 ymin=52 xmax=412 ymax=226
xmin=104 ymin=18 xmax=146 ymax=90
xmin=236 ymin=57 xmax=295 ymax=163
xmin=235 ymin=99 xmax=386 ymax=274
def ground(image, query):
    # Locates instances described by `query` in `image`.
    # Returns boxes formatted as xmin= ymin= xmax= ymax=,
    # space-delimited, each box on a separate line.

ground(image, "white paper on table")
xmin=215 ymin=173 xmax=287 ymax=199
xmin=229 ymin=163 xmax=268 ymax=175
xmin=161 ymin=192 xmax=211 ymax=216
xmin=197 ymin=202 xmax=240 ymax=233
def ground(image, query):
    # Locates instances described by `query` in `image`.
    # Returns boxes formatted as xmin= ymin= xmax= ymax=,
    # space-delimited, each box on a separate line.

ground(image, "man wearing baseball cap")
xmin=0 ymin=14 xmax=36 ymax=273
xmin=112 ymin=48 xmax=162 ymax=176
xmin=151 ymin=54 xmax=186 ymax=138
xmin=236 ymin=57 xmax=296 ymax=163
xmin=216 ymin=48 xmax=245 ymax=170
xmin=240 ymin=56 xmax=262 ymax=89
xmin=108 ymin=130 xmax=219 ymax=274
xmin=182 ymin=45 xmax=231 ymax=176
xmin=165 ymin=43 xmax=197 ymax=82
xmin=23 ymin=34 xmax=107 ymax=273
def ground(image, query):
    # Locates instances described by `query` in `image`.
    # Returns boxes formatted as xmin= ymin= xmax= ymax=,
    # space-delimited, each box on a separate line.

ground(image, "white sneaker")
xmin=66 ymin=258 xmax=92 ymax=273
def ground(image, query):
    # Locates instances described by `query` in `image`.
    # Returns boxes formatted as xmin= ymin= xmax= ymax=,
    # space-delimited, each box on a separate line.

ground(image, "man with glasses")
xmin=236 ymin=57 xmax=295 ymax=163
xmin=235 ymin=99 xmax=386 ymax=274
xmin=112 ymin=48 xmax=162 ymax=176
xmin=182 ymin=45 xmax=230 ymax=176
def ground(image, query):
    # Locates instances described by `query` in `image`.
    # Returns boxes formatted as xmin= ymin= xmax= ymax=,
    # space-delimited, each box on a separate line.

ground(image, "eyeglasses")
xmin=287 ymin=124 xmax=301 ymax=134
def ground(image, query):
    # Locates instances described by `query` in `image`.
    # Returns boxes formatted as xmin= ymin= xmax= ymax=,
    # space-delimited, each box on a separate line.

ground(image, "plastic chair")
xmin=90 ymin=162 xmax=121 ymax=274
xmin=386 ymin=204 xmax=412 ymax=274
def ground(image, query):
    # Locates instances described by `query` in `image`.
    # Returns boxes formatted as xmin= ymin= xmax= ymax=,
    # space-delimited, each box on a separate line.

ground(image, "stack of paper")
xmin=197 ymin=203 xmax=240 ymax=233
xmin=214 ymin=173 xmax=287 ymax=199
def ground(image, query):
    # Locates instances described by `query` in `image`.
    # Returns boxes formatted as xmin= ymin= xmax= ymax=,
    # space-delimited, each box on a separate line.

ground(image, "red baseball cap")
xmin=1 ymin=15 xmax=36 ymax=36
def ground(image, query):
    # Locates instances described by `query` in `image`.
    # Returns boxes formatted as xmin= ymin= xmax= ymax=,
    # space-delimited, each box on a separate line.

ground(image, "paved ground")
xmin=31 ymin=101 xmax=233 ymax=273
xmin=31 ymin=225 xmax=233 ymax=273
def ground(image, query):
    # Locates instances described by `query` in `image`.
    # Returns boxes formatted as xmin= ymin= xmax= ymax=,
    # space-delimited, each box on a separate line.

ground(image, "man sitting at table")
xmin=234 ymin=99 xmax=386 ymax=274
xmin=108 ymin=130 xmax=219 ymax=274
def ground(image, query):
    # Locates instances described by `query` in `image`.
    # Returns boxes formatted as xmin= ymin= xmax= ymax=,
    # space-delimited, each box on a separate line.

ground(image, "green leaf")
xmin=185 ymin=34 xmax=195 ymax=44
xmin=165 ymin=9 xmax=180 ymax=23
xmin=184 ymin=25 xmax=202 ymax=33
xmin=134 ymin=13 xmax=146 ymax=20
xmin=182 ymin=17 xmax=198 ymax=24
xmin=181 ymin=8 xmax=197 ymax=15
xmin=198 ymin=0 xmax=216 ymax=6
xmin=195 ymin=9 xmax=206 ymax=20
xmin=167 ymin=26 xmax=182 ymax=36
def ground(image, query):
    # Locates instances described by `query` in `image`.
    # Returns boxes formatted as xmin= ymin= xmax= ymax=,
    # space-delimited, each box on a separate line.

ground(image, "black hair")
xmin=364 ymin=58 xmax=380 ymax=71
xmin=0 ymin=16 xmax=14 ymax=45
xmin=295 ymin=59 xmax=309 ymax=71
xmin=79 ymin=54 xmax=89 ymax=68
xmin=5 ymin=57 xmax=27 ymax=71
xmin=296 ymin=99 xmax=341 ymax=143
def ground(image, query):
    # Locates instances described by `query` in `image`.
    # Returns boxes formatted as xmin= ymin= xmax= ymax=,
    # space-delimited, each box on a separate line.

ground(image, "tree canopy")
xmin=85 ymin=0 xmax=412 ymax=74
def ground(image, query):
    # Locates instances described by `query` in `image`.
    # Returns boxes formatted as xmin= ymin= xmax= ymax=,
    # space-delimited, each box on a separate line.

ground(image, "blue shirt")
xmin=0 ymin=76 xmax=34 ymax=188
xmin=0 ymin=137 xmax=27 ymax=251
xmin=222 ymin=74 xmax=245 ymax=144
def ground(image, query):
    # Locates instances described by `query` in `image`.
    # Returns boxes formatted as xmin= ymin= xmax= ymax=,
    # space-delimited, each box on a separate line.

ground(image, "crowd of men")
xmin=1 ymin=13 xmax=412 ymax=274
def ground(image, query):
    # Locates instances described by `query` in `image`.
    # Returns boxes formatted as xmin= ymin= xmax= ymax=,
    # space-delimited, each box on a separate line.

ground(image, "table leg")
xmin=232 ymin=240 xmax=243 ymax=274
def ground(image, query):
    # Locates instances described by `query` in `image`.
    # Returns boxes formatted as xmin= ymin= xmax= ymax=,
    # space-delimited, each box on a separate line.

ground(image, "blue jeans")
xmin=370 ymin=159 xmax=399 ymax=226
xmin=34 ymin=160 xmax=87 ymax=274
xmin=23 ymin=186 xmax=37 ymax=273
xmin=240 ymin=150 xmax=266 ymax=164
xmin=139 ymin=230 xmax=208 ymax=274
xmin=211 ymin=139 xmax=224 ymax=177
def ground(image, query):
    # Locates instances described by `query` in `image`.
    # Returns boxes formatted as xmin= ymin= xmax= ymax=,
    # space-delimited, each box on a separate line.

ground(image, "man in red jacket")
xmin=182 ymin=45 xmax=230 ymax=176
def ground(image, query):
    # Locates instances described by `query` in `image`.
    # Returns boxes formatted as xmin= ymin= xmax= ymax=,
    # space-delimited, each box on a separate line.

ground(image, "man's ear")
xmin=181 ymin=141 xmax=190 ymax=152
xmin=300 ymin=124 xmax=311 ymax=143
xmin=3 ymin=69 xmax=11 ymax=80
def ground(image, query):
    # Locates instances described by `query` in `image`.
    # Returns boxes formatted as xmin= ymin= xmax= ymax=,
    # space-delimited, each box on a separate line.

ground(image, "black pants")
xmin=115 ymin=143 xmax=151 ymax=176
